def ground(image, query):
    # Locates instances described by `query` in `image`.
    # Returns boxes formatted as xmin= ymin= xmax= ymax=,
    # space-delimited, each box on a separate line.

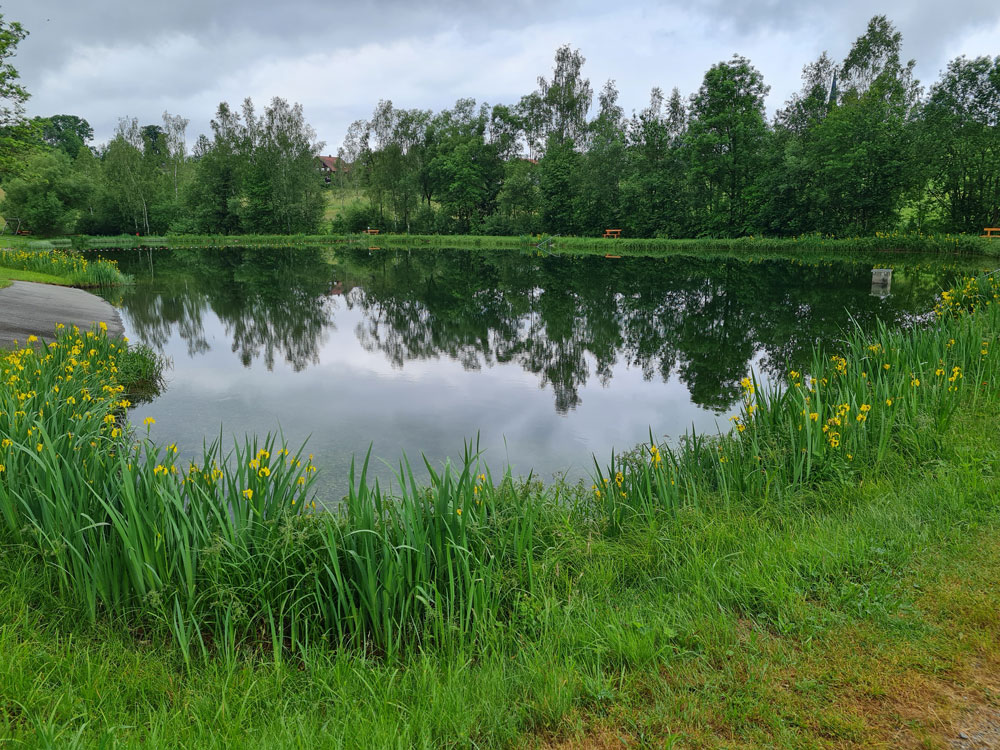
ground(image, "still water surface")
xmin=102 ymin=247 xmax=964 ymax=501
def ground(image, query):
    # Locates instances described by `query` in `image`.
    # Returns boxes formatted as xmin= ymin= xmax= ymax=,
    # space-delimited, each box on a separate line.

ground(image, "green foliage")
xmin=99 ymin=117 xmax=165 ymax=235
xmin=7 ymin=17 xmax=1000 ymax=242
xmin=538 ymin=134 xmax=579 ymax=234
xmin=327 ymin=18 xmax=995 ymax=239
xmin=496 ymin=158 xmax=540 ymax=233
xmin=239 ymin=99 xmax=326 ymax=233
xmin=573 ymin=80 xmax=626 ymax=235
xmin=0 ymin=150 xmax=95 ymax=234
xmin=531 ymin=44 xmax=593 ymax=148
xmin=33 ymin=114 xmax=94 ymax=158
xmin=621 ymin=87 xmax=688 ymax=237
xmin=0 ymin=11 xmax=28 ymax=128
xmin=332 ymin=202 xmax=380 ymax=234
xmin=0 ymin=12 xmax=38 ymax=178
xmin=920 ymin=55 xmax=1000 ymax=232
xmin=686 ymin=55 xmax=770 ymax=235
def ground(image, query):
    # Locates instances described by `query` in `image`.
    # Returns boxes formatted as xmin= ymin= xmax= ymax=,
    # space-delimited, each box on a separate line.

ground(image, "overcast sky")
xmin=5 ymin=1 xmax=1000 ymax=152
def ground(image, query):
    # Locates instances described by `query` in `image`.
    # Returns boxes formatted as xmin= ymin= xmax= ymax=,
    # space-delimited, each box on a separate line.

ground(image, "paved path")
xmin=0 ymin=281 xmax=124 ymax=349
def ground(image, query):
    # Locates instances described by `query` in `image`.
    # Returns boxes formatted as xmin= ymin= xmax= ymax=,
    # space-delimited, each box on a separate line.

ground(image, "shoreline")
xmin=0 ymin=279 xmax=124 ymax=349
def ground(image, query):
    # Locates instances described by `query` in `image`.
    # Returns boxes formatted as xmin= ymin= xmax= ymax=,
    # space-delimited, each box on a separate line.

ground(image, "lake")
xmin=100 ymin=246 xmax=968 ymax=502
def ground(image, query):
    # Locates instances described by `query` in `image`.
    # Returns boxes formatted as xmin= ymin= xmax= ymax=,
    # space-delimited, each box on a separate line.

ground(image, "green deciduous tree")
xmin=240 ymin=97 xmax=325 ymax=233
xmin=184 ymin=97 xmax=322 ymax=234
xmin=622 ymin=87 xmax=689 ymax=237
xmin=187 ymin=103 xmax=245 ymax=233
xmin=538 ymin=133 xmax=579 ymax=234
xmin=0 ymin=150 xmax=95 ymax=234
xmin=686 ymin=55 xmax=770 ymax=235
xmin=429 ymin=100 xmax=503 ymax=231
xmin=496 ymin=157 xmax=539 ymax=233
xmin=0 ymin=12 xmax=37 ymax=177
xmin=34 ymin=114 xmax=94 ymax=158
xmin=102 ymin=117 xmax=160 ymax=234
xmin=536 ymin=45 xmax=592 ymax=149
xmin=758 ymin=53 xmax=839 ymax=235
xmin=806 ymin=16 xmax=920 ymax=233
xmin=921 ymin=55 xmax=1000 ymax=231
xmin=574 ymin=79 xmax=626 ymax=235
xmin=357 ymin=100 xmax=431 ymax=231
xmin=0 ymin=12 xmax=28 ymax=128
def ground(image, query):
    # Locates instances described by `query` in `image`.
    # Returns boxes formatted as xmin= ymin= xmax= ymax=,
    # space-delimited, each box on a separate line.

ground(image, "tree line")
xmin=340 ymin=16 xmax=999 ymax=237
xmin=1 ymin=100 xmax=325 ymax=236
xmin=0 ymin=12 xmax=325 ymax=236
xmin=1 ymin=13 xmax=998 ymax=238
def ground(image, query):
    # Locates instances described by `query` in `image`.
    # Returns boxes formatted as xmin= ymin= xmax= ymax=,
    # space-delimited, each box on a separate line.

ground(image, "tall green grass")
xmin=72 ymin=234 xmax=345 ymax=250
xmin=596 ymin=273 xmax=1000 ymax=527
xmin=0 ymin=248 xmax=129 ymax=286
xmin=1 ymin=271 xmax=998 ymax=670
xmin=0 ymin=332 xmax=537 ymax=661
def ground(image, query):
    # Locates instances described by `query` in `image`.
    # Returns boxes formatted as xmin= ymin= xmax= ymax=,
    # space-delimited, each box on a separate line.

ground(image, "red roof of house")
xmin=317 ymin=155 xmax=351 ymax=172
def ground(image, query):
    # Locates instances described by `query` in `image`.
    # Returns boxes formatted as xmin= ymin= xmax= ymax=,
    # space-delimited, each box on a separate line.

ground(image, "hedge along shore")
xmin=1 ymin=272 xmax=1000 ymax=747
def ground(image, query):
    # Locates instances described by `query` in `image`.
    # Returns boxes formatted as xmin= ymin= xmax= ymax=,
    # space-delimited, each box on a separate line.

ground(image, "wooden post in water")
xmin=871 ymin=268 xmax=892 ymax=297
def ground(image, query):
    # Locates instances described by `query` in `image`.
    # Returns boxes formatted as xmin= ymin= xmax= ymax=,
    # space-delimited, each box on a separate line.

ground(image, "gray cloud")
xmin=4 ymin=1 xmax=999 ymax=150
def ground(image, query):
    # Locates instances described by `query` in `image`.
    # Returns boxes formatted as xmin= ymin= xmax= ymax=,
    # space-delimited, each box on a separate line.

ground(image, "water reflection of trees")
xmin=115 ymin=246 xmax=955 ymax=413
xmin=339 ymin=250 xmax=953 ymax=413
xmin=116 ymin=248 xmax=336 ymax=371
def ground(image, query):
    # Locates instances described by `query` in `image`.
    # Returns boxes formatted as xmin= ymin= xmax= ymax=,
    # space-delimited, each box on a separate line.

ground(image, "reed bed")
xmin=0 ymin=272 xmax=998 ymax=668
xmin=72 ymin=234 xmax=347 ymax=251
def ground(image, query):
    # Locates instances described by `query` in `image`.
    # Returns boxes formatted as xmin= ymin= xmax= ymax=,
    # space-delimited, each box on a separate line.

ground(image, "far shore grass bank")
xmin=1 ymin=271 xmax=999 ymax=746
xmin=3 ymin=230 xmax=1000 ymax=260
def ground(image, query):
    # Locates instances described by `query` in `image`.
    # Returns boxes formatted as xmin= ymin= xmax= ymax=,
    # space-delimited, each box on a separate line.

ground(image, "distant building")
xmin=316 ymin=155 xmax=352 ymax=174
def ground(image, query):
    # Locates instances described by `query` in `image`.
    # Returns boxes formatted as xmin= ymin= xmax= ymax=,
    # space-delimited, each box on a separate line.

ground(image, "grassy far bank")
xmin=1 ymin=273 xmax=999 ymax=746
xmin=4 ymin=230 xmax=1000 ymax=259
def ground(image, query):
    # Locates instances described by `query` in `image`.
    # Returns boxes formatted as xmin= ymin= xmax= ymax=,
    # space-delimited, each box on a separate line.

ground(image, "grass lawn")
xmin=323 ymin=185 xmax=367 ymax=222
